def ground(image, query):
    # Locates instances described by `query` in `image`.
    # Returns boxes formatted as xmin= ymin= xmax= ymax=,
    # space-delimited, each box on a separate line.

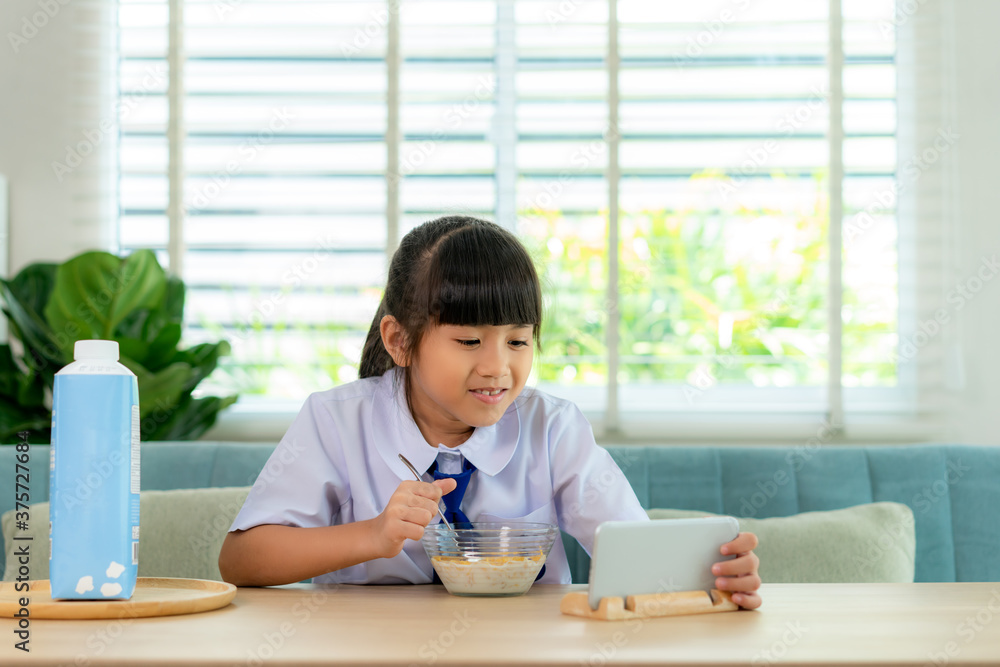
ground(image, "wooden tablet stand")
xmin=560 ymin=589 xmax=738 ymax=621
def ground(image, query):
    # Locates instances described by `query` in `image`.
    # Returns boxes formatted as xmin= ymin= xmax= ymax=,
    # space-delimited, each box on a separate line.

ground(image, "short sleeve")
xmin=549 ymin=403 xmax=648 ymax=554
xmin=229 ymin=394 xmax=348 ymax=531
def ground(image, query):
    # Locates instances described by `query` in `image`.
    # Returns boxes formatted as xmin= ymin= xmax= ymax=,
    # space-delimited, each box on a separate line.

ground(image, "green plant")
xmin=520 ymin=171 xmax=896 ymax=389
xmin=0 ymin=249 xmax=237 ymax=443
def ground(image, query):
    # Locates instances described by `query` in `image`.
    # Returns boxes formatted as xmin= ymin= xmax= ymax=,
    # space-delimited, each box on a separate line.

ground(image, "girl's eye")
xmin=509 ymin=340 xmax=530 ymax=348
xmin=458 ymin=339 xmax=479 ymax=347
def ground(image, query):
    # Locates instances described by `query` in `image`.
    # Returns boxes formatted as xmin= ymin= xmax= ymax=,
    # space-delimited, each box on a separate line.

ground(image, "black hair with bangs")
xmin=359 ymin=216 xmax=542 ymax=380
xmin=424 ymin=223 xmax=541 ymax=331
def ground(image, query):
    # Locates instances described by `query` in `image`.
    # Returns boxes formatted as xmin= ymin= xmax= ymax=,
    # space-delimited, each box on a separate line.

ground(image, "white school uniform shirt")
xmin=230 ymin=368 xmax=648 ymax=584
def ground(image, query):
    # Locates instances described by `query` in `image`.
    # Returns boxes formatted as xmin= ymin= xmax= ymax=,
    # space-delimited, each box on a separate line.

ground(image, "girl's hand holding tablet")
xmin=714 ymin=532 xmax=761 ymax=610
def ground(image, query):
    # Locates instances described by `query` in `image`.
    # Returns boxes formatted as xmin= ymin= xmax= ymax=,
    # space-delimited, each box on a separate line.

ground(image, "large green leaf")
xmin=44 ymin=250 xmax=168 ymax=356
xmin=115 ymin=275 xmax=185 ymax=370
xmin=115 ymin=312 xmax=156 ymax=367
xmin=120 ymin=356 xmax=192 ymax=421
xmin=0 ymin=263 xmax=66 ymax=373
xmin=0 ymin=344 xmax=20 ymax=401
xmin=145 ymin=276 xmax=186 ymax=366
xmin=3 ymin=262 xmax=58 ymax=319
xmin=0 ymin=396 xmax=50 ymax=443
xmin=171 ymin=341 xmax=231 ymax=394
xmin=16 ymin=371 xmax=48 ymax=410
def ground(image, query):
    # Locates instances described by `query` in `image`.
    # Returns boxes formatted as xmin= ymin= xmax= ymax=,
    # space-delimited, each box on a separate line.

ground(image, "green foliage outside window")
xmin=212 ymin=173 xmax=897 ymax=397
xmin=524 ymin=174 xmax=896 ymax=389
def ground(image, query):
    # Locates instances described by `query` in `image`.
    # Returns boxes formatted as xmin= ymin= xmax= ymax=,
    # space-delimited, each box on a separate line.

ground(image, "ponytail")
xmin=359 ymin=299 xmax=395 ymax=379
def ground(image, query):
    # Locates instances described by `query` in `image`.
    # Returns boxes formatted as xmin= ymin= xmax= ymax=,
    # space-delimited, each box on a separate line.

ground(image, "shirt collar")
xmin=372 ymin=368 xmax=520 ymax=480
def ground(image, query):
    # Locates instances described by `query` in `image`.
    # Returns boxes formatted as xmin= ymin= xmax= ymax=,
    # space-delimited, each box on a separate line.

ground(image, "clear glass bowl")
xmin=422 ymin=522 xmax=560 ymax=597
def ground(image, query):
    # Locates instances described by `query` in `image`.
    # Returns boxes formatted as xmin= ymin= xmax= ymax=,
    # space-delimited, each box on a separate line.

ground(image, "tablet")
xmin=587 ymin=516 xmax=739 ymax=610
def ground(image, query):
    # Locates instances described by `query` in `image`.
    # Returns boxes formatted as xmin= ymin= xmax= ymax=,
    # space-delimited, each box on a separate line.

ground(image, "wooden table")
xmin=6 ymin=583 xmax=1000 ymax=666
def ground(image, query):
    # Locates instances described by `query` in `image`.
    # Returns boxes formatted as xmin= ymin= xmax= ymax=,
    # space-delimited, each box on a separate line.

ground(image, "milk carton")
xmin=49 ymin=340 xmax=140 ymax=599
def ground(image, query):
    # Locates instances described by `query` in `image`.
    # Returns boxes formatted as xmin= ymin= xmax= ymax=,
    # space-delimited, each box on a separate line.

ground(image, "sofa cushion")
xmin=646 ymin=502 xmax=916 ymax=584
xmin=3 ymin=486 xmax=251 ymax=582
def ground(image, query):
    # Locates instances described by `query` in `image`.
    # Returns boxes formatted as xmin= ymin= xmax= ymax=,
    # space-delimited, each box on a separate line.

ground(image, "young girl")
xmin=219 ymin=216 xmax=762 ymax=609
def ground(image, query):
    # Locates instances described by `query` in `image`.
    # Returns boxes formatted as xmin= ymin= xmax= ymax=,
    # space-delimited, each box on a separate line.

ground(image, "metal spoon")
xmin=398 ymin=454 xmax=456 ymax=536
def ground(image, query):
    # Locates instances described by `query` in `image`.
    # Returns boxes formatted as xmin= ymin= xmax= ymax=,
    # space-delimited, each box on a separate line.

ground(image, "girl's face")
xmin=407 ymin=323 xmax=534 ymax=447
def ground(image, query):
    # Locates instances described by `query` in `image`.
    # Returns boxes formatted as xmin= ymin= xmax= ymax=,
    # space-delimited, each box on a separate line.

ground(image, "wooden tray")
xmin=561 ymin=589 xmax=738 ymax=621
xmin=0 ymin=577 xmax=236 ymax=619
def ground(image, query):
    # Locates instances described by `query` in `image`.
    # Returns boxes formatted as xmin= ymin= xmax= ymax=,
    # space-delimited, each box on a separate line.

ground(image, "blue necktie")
xmin=431 ymin=458 xmax=476 ymax=529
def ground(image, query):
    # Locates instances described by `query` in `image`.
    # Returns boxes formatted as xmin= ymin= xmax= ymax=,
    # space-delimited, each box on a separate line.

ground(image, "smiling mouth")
xmin=470 ymin=387 xmax=508 ymax=406
xmin=472 ymin=388 xmax=505 ymax=396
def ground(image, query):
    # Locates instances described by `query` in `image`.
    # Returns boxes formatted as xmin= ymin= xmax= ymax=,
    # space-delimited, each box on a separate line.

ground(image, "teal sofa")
xmin=2 ymin=442 xmax=999 ymax=582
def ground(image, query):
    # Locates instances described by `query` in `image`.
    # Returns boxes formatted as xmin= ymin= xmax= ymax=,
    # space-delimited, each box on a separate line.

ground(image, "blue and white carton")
xmin=50 ymin=340 xmax=140 ymax=600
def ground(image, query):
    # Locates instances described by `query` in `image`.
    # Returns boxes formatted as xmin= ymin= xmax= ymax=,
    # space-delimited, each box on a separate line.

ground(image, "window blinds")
xmin=116 ymin=0 xmax=951 ymax=438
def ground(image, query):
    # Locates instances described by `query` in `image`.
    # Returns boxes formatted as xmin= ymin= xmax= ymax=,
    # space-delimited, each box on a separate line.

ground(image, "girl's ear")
xmin=380 ymin=315 xmax=410 ymax=367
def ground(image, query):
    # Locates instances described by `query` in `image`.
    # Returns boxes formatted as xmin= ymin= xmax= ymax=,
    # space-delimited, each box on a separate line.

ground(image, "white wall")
xmin=1 ymin=0 xmax=997 ymax=443
xmin=0 ymin=0 xmax=115 ymax=274
xmin=943 ymin=0 xmax=1000 ymax=444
